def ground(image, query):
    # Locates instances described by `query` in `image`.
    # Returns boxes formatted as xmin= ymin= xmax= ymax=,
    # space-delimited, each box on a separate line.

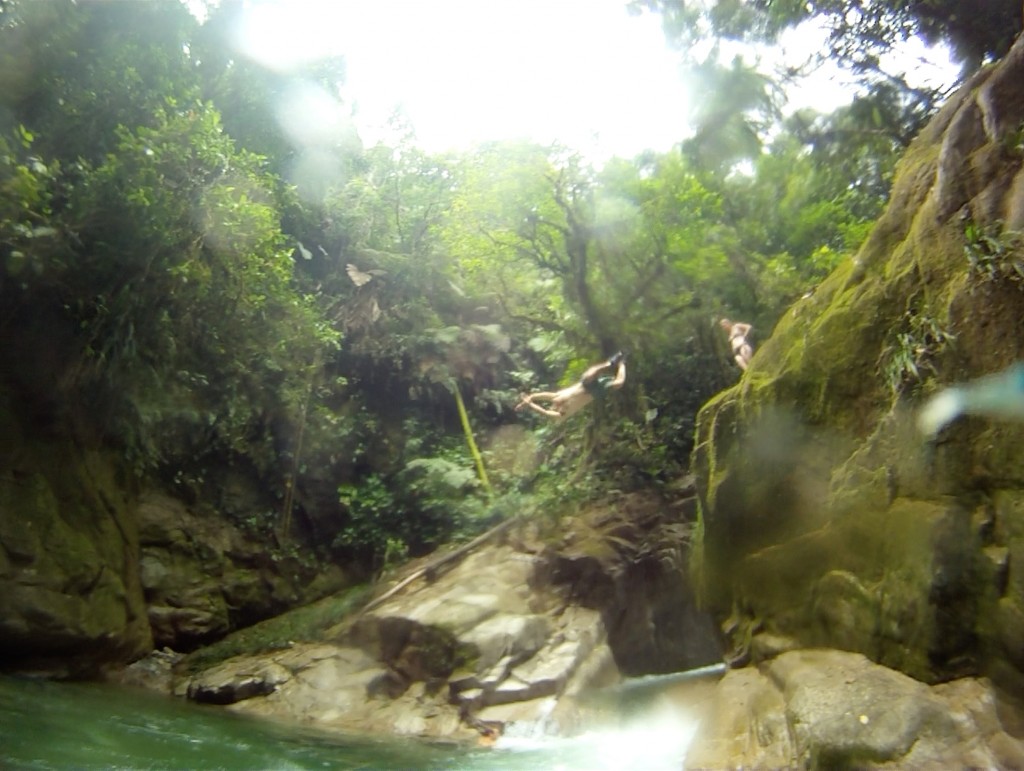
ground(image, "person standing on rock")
xmin=720 ymin=318 xmax=753 ymax=371
xmin=515 ymin=352 xmax=626 ymax=420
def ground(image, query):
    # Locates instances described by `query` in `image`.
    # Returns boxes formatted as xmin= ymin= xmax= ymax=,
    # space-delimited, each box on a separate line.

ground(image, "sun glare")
xmin=232 ymin=1 xmax=339 ymax=72
xmin=228 ymin=0 xmax=693 ymax=161
xmin=215 ymin=0 xmax=959 ymax=163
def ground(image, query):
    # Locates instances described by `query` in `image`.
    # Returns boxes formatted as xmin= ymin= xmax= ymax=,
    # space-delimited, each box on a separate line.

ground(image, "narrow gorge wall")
xmin=0 ymin=374 xmax=345 ymax=675
xmin=0 ymin=389 xmax=152 ymax=674
xmin=693 ymin=34 xmax=1024 ymax=691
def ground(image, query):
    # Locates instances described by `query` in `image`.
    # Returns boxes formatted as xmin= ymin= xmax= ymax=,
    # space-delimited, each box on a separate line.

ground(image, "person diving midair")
xmin=515 ymin=352 xmax=626 ymax=420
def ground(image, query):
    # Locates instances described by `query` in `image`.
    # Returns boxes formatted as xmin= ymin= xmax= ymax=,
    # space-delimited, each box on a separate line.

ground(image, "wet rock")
xmin=460 ymin=612 xmax=550 ymax=673
xmin=0 ymin=398 xmax=151 ymax=673
xmin=488 ymin=607 xmax=603 ymax=705
xmin=748 ymin=631 xmax=799 ymax=663
xmin=187 ymin=657 xmax=292 ymax=704
xmin=200 ymin=642 xmax=472 ymax=741
xmin=138 ymin=492 xmax=344 ymax=651
xmin=771 ymin=649 xmax=957 ymax=765
xmin=684 ymin=665 xmax=790 ymax=770
xmin=174 ymin=492 xmax=727 ymax=743
xmin=541 ymin=495 xmax=723 ymax=675
xmin=147 ymin=599 xmax=230 ymax=650
xmin=686 ymin=649 xmax=1024 ymax=770
xmin=181 ymin=542 xmax=634 ymax=741
xmin=108 ymin=647 xmax=185 ymax=693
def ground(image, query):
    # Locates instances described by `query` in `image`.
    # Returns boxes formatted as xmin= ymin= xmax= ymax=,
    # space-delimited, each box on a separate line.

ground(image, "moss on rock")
xmin=0 ymin=392 xmax=152 ymax=673
xmin=692 ymin=35 xmax=1024 ymax=687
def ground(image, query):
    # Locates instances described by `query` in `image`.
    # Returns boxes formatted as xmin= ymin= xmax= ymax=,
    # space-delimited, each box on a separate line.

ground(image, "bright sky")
xmin=224 ymin=0 xmax=695 ymax=159
xmin=203 ymin=0 xmax=959 ymax=162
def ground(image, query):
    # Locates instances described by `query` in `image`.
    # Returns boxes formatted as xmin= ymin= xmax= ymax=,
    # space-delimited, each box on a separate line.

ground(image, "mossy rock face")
xmin=137 ymin=492 xmax=336 ymax=651
xmin=693 ymin=36 xmax=1024 ymax=686
xmin=0 ymin=392 xmax=152 ymax=673
xmin=727 ymin=498 xmax=983 ymax=681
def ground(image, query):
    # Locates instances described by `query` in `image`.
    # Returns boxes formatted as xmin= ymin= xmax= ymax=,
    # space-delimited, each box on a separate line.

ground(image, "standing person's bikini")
xmin=720 ymin=319 xmax=753 ymax=370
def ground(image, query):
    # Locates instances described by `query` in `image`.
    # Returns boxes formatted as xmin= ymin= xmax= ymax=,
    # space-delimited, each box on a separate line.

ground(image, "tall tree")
xmin=0 ymin=0 xmax=336 ymax=478
xmin=682 ymin=55 xmax=781 ymax=170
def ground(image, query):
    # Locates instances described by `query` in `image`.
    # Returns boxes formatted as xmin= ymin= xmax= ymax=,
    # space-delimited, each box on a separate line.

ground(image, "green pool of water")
xmin=0 ymin=670 xmax=714 ymax=770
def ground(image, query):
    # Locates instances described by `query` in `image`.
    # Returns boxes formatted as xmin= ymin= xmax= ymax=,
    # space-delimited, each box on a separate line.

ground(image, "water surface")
xmin=1 ymin=667 xmax=721 ymax=770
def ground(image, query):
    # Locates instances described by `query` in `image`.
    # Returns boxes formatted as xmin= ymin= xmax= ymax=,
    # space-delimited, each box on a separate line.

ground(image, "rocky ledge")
xmin=156 ymin=494 xmax=718 ymax=743
xmin=175 ymin=544 xmax=624 ymax=742
xmin=118 ymin=519 xmax=1024 ymax=762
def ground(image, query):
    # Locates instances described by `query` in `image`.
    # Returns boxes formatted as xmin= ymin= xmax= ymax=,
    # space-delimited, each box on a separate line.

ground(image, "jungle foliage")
xmin=631 ymin=0 xmax=1021 ymax=178
xmin=0 ymin=0 xmax=982 ymax=573
xmin=631 ymin=0 xmax=1020 ymax=77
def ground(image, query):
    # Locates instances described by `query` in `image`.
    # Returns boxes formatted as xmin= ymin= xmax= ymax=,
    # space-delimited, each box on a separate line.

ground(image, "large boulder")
xmin=138 ymin=491 xmax=345 ymax=651
xmin=176 ymin=507 xmax=715 ymax=742
xmin=539 ymin=490 xmax=722 ymax=675
xmin=686 ymin=648 xmax=1024 ymax=769
xmin=177 ymin=545 xmax=595 ymax=740
xmin=693 ymin=33 xmax=1024 ymax=689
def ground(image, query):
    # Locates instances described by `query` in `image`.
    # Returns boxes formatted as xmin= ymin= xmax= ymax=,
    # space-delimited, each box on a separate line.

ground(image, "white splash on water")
xmin=493 ymin=699 xmax=701 ymax=770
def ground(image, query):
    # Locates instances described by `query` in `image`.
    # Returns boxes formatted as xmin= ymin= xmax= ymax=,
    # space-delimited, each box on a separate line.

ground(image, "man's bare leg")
xmin=516 ymin=392 xmax=565 ymax=418
xmin=520 ymin=401 xmax=563 ymax=418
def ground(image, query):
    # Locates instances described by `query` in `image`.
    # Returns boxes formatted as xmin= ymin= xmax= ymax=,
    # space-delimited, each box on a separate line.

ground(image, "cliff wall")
xmin=693 ymin=34 xmax=1024 ymax=691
